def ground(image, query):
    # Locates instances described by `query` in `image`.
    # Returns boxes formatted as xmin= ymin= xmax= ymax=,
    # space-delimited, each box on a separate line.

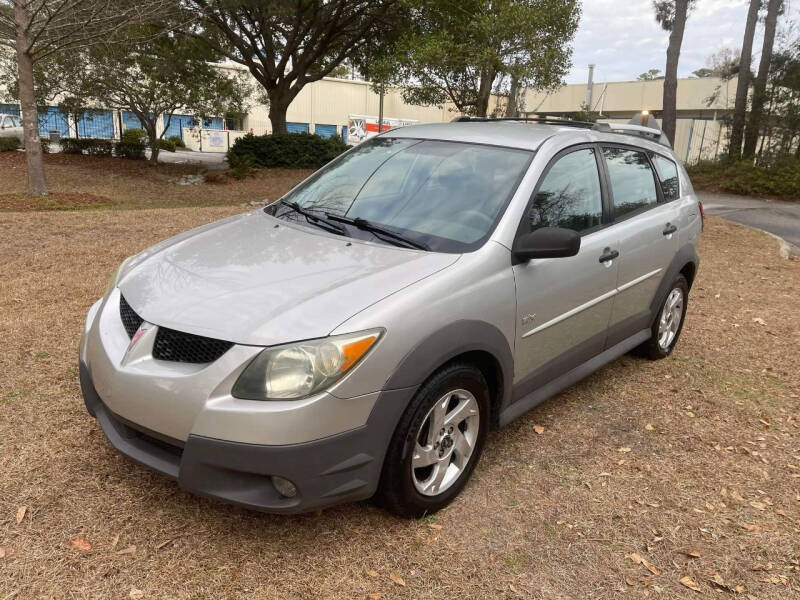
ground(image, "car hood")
xmin=118 ymin=210 xmax=459 ymax=346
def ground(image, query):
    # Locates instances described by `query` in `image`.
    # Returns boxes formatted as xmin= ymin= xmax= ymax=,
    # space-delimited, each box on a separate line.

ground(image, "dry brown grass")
xmin=0 ymin=152 xmax=312 ymax=210
xmin=0 ymin=211 xmax=798 ymax=599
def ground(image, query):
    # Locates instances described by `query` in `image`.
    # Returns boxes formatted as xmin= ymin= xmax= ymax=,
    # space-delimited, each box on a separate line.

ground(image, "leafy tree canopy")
xmin=376 ymin=0 xmax=580 ymax=117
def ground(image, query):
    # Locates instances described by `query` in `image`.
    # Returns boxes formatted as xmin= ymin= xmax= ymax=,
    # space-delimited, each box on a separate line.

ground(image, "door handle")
xmin=599 ymin=248 xmax=619 ymax=263
xmin=662 ymin=223 xmax=678 ymax=236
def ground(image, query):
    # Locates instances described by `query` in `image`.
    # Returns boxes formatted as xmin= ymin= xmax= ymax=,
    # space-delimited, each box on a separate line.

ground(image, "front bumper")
xmin=81 ymin=359 xmax=413 ymax=513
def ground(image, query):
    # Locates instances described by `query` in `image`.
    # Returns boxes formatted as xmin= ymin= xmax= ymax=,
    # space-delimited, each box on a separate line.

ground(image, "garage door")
xmin=286 ymin=122 xmax=309 ymax=134
xmin=315 ymin=124 xmax=337 ymax=138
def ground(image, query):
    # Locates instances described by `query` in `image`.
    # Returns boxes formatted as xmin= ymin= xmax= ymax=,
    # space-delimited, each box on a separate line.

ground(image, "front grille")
xmin=152 ymin=327 xmax=233 ymax=364
xmin=119 ymin=295 xmax=143 ymax=338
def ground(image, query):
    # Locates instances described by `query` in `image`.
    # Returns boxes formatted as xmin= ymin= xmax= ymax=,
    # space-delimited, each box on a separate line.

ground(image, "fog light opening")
xmin=271 ymin=476 xmax=297 ymax=498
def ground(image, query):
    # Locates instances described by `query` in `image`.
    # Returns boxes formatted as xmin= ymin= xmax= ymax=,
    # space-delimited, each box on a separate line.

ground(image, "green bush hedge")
xmin=0 ymin=137 xmax=20 ymax=152
xmin=227 ymin=132 xmax=348 ymax=169
xmin=166 ymin=135 xmax=185 ymax=148
xmin=61 ymin=138 xmax=114 ymax=156
xmin=156 ymin=138 xmax=177 ymax=152
xmin=121 ymin=128 xmax=147 ymax=144
xmin=115 ymin=141 xmax=145 ymax=160
xmin=688 ymin=158 xmax=800 ymax=198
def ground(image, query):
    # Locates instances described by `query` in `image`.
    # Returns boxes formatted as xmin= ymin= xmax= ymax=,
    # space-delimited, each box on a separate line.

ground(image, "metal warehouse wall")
xmin=240 ymin=76 xmax=453 ymax=135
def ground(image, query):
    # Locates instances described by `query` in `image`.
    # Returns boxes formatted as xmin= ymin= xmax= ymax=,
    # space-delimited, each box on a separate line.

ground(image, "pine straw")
xmin=0 ymin=211 xmax=798 ymax=599
xmin=0 ymin=151 xmax=312 ymax=210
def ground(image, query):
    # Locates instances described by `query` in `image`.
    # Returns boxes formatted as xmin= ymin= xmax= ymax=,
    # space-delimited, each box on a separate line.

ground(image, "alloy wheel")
xmin=411 ymin=389 xmax=480 ymax=496
xmin=658 ymin=288 xmax=684 ymax=350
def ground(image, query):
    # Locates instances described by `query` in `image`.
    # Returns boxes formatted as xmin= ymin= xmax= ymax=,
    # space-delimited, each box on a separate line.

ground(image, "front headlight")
xmin=232 ymin=329 xmax=383 ymax=401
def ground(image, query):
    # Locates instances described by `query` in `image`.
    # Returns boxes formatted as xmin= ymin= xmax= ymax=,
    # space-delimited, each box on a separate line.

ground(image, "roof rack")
xmin=451 ymin=115 xmax=597 ymax=129
xmin=451 ymin=116 xmax=673 ymax=148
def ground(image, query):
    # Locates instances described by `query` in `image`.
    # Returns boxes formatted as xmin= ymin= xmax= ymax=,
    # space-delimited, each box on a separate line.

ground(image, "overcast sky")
xmin=566 ymin=0 xmax=799 ymax=84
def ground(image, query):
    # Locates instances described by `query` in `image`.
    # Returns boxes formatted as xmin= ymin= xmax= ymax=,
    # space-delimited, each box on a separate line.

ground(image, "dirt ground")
xmin=0 ymin=151 xmax=312 ymax=210
xmin=0 ymin=210 xmax=798 ymax=599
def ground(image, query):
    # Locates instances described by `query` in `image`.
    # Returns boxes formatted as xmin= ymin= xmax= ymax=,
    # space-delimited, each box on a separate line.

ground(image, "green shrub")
xmin=227 ymin=132 xmax=348 ymax=170
xmin=115 ymin=141 xmax=146 ymax=160
xmin=167 ymin=135 xmax=185 ymax=148
xmin=60 ymin=138 xmax=114 ymax=156
xmin=227 ymin=151 xmax=256 ymax=179
xmin=688 ymin=158 xmax=800 ymax=198
xmin=156 ymin=138 xmax=177 ymax=152
xmin=0 ymin=137 xmax=20 ymax=152
xmin=40 ymin=138 xmax=51 ymax=154
xmin=121 ymin=128 xmax=147 ymax=145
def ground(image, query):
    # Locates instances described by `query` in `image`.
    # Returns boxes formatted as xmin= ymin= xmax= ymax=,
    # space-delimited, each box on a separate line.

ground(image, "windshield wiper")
xmin=325 ymin=214 xmax=429 ymax=250
xmin=279 ymin=200 xmax=347 ymax=235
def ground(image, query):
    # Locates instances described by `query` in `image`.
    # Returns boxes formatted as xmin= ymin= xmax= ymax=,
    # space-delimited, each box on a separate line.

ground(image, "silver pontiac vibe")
xmin=79 ymin=119 xmax=702 ymax=517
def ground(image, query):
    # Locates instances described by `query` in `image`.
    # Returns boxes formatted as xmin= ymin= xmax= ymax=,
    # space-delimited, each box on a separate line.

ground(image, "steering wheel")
xmin=460 ymin=210 xmax=494 ymax=231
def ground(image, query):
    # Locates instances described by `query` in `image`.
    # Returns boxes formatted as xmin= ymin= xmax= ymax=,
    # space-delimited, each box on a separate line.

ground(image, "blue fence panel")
xmin=341 ymin=125 xmax=348 ymax=143
xmin=163 ymin=114 xmax=196 ymax=139
xmin=122 ymin=111 xmax=144 ymax=130
xmin=38 ymin=106 xmax=70 ymax=138
xmin=1 ymin=103 xmax=20 ymax=116
xmin=202 ymin=117 xmax=224 ymax=130
xmin=315 ymin=124 xmax=337 ymax=138
xmin=286 ymin=122 xmax=309 ymax=134
xmin=77 ymin=110 xmax=114 ymax=138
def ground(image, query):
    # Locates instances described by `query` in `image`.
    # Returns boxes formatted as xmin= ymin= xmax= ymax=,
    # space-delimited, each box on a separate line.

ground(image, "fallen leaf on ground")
xmin=752 ymin=317 xmax=766 ymax=326
xmin=117 ymin=545 xmax=136 ymax=555
xmin=427 ymin=523 xmax=442 ymax=531
xmin=749 ymin=501 xmax=766 ymax=510
xmin=740 ymin=523 xmax=759 ymax=532
xmin=533 ymin=425 xmax=544 ymax=435
xmin=365 ymin=569 xmax=379 ymax=578
xmin=368 ymin=594 xmax=381 ymax=600
xmin=618 ymin=446 xmax=632 ymax=453
xmin=389 ymin=572 xmax=405 ymax=586
xmin=681 ymin=550 xmax=701 ymax=558
xmin=129 ymin=589 xmax=144 ymax=599
xmin=679 ymin=576 xmax=701 ymax=591
xmin=625 ymin=553 xmax=661 ymax=575
xmin=15 ymin=506 xmax=26 ymax=524
xmin=645 ymin=423 xmax=654 ymax=431
xmin=509 ymin=583 xmax=518 ymax=593
xmin=155 ymin=539 xmax=172 ymax=550
xmin=68 ymin=535 xmax=92 ymax=552
xmin=0 ymin=548 xmax=5 ymax=559
xmin=111 ymin=533 xmax=120 ymax=549
xmin=709 ymin=573 xmax=743 ymax=594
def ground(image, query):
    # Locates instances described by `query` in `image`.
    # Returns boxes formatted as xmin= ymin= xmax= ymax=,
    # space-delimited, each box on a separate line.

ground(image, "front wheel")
xmin=377 ymin=363 xmax=489 ymax=518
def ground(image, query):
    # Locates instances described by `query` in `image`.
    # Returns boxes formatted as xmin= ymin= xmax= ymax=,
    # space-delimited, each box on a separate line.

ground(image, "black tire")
xmin=636 ymin=274 xmax=689 ymax=360
xmin=376 ymin=362 xmax=490 ymax=518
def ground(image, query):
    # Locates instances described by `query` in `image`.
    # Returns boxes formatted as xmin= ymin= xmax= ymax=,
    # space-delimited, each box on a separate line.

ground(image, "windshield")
xmin=270 ymin=137 xmax=532 ymax=252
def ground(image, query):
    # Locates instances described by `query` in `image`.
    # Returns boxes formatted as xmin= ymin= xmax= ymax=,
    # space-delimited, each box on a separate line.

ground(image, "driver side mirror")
xmin=512 ymin=227 xmax=581 ymax=263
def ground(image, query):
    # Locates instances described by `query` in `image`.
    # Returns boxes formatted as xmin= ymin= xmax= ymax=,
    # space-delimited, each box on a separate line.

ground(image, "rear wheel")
xmin=637 ymin=274 xmax=689 ymax=360
xmin=377 ymin=363 xmax=489 ymax=518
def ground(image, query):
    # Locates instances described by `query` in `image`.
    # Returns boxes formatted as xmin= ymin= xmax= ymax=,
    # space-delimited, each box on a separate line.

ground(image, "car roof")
xmin=385 ymin=120 xmax=678 ymax=159
xmin=385 ymin=121 xmax=569 ymax=151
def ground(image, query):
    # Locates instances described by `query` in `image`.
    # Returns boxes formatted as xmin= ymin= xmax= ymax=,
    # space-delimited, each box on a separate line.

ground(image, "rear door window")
xmin=528 ymin=148 xmax=603 ymax=233
xmin=651 ymin=154 xmax=680 ymax=202
xmin=602 ymin=147 xmax=659 ymax=219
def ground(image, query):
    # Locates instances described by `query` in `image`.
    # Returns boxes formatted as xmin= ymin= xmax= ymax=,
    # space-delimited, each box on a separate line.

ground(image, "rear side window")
xmin=603 ymin=147 xmax=658 ymax=218
xmin=652 ymin=154 xmax=680 ymax=201
xmin=528 ymin=148 xmax=603 ymax=233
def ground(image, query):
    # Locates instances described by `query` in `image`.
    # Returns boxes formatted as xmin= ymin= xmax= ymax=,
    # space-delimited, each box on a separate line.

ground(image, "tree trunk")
xmin=475 ymin=69 xmax=495 ymax=117
xmin=14 ymin=0 xmax=47 ymax=196
xmin=268 ymin=90 xmax=291 ymax=134
xmin=505 ymin=75 xmax=520 ymax=118
xmin=728 ymin=0 xmax=760 ymax=160
xmin=743 ymin=0 xmax=782 ymax=159
xmin=144 ymin=121 xmax=160 ymax=164
xmin=661 ymin=0 xmax=689 ymax=147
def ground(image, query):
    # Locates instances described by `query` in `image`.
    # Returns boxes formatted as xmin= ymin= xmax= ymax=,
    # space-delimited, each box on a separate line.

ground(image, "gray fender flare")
xmin=383 ymin=319 xmax=514 ymax=425
xmin=649 ymin=243 xmax=700 ymax=318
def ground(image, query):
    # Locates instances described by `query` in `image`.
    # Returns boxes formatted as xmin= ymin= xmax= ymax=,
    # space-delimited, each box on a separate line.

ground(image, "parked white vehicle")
xmin=0 ymin=114 xmax=24 ymax=148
